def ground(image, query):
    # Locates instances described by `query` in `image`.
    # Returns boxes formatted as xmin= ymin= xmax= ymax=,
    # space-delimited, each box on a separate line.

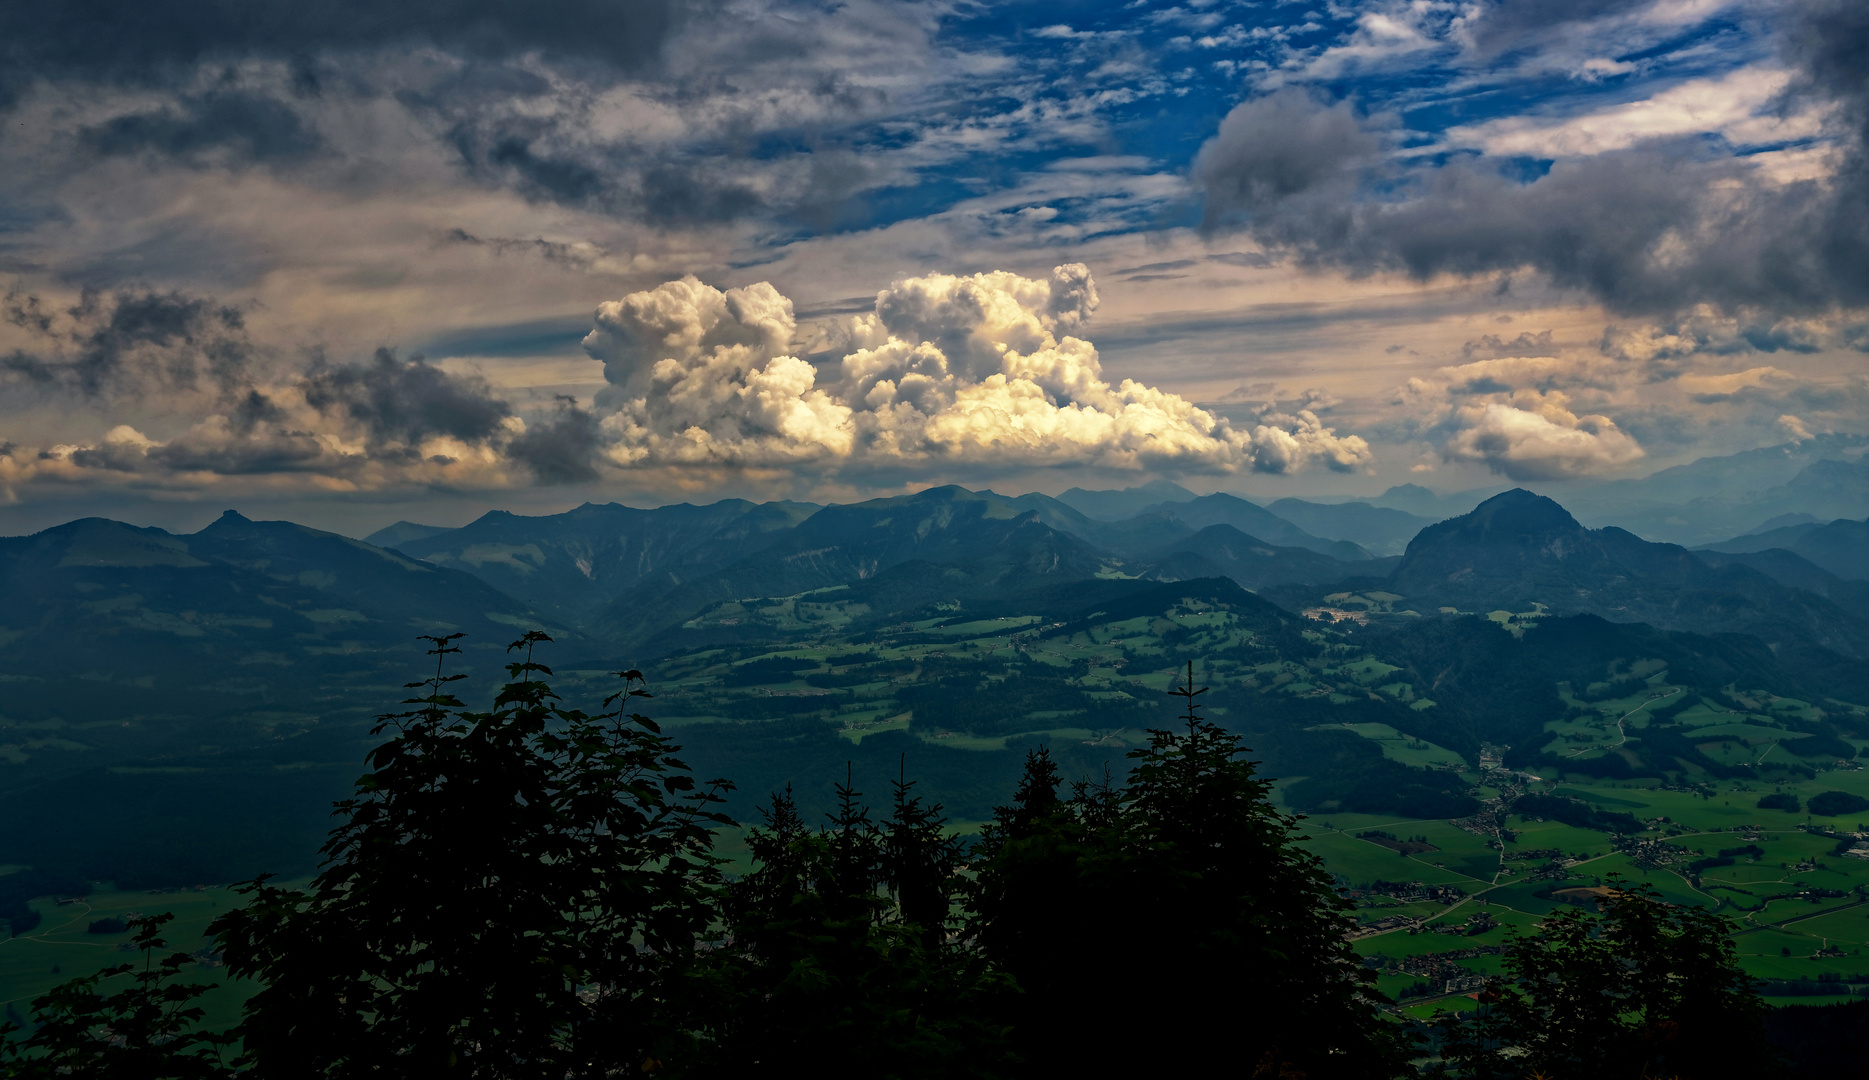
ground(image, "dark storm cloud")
xmin=2 ymin=285 xmax=255 ymax=397
xmin=81 ymin=89 xmax=322 ymax=163
xmin=0 ymin=0 xmax=692 ymax=107
xmin=505 ymin=396 xmax=602 ymax=484
xmin=443 ymin=121 xmax=769 ymax=222
xmin=1784 ymin=0 xmax=1869 ymax=309
xmin=1192 ymin=90 xmax=1378 ymax=230
xmin=639 ymin=165 xmax=766 ymax=224
xmin=302 ymin=347 xmax=511 ymax=450
xmin=462 ymin=132 xmax=613 ymax=207
xmin=146 ymin=428 xmax=332 ymax=475
xmin=419 ymin=311 xmax=592 ymax=359
xmin=1193 ymin=19 xmax=1869 ymax=321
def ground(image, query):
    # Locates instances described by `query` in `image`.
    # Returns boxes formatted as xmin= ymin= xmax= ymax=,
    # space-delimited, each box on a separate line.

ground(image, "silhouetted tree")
xmin=0 ymin=913 xmax=235 ymax=1079
xmin=688 ymin=769 xmax=1012 ymax=1078
xmin=1432 ymin=876 xmax=1772 ymax=1079
xmin=967 ymin=662 xmax=1412 ymax=1078
xmin=210 ymin=633 xmax=731 ymax=1077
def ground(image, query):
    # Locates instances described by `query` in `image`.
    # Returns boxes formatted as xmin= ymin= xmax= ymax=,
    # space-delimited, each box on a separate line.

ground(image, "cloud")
xmin=0 ymin=282 xmax=622 ymax=493
xmin=1446 ymin=67 xmax=1823 ymax=159
xmin=506 ymin=396 xmax=602 ymax=484
xmin=1675 ymin=365 xmax=1799 ymax=401
xmin=1463 ymin=0 xmax=1712 ymax=59
xmin=583 ymin=265 xmax=1373 ymax=475
xmin=301 ymin=348 xmax=512 ymax=454
xmin=81 ymin=89 xmax=323 ymax=165
xmin=1460 ymin=329 xmax=1555 ymax=361
xmin=1443 ymin=392 xmax=1645 ymax=480
xmin=2 ymin=286 xmax=256 ymax=398
xmin=1599 ymin=306 xmax=1834 ymax=367
xmin=3 ymin=267 xmax=1376 ymax=499
xmin=1438 ymin=354 xmax=1620 ymax=395
xmin=1192 ymin=90 xmax=1378 ymax=230
xmin=1192 ymin=5 xmax=1869 ymax=318
xmin=0 ymin=0 xmax=690 ymax=107
xmin=1393 ymin=334 xmax=1648 ymax=480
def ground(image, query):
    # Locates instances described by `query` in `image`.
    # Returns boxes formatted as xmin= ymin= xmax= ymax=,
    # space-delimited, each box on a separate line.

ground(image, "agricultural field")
xmin=603 ymin=582 xmax=1869 ymax=1015
xmin=0 ymin=885 xmax=263 ymax=1039
xmin=1297 ymin=767 xmax=1869 ymax=1013
xmin=10 ymin=572 xmax=1869 ymax=1026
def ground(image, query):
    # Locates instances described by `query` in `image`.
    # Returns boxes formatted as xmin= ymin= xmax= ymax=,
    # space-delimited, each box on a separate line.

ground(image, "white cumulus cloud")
xmin=581 ymin=265 xmax=1374 ymax=475
xmin=1444 ymin=391 xmax=1645 ymax=480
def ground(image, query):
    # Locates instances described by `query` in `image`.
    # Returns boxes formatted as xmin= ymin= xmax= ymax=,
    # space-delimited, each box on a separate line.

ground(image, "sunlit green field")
xmin=0 ymin=884 xmax=271 ymax=1040
xmin=1299 ymin=768 xmax=1869 ymax=1011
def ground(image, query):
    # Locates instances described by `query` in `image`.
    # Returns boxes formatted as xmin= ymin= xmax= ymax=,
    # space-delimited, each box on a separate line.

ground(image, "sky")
xmin=0 ymin=0 xmax=1865 ymax=536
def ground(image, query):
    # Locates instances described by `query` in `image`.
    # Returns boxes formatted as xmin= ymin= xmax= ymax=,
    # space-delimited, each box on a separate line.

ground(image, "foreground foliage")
xmin=0 ymin=914 xmax=233 ymax=1079
xmin=687 ymin=775 xmax=1012 ymax=1076
xmin=1430 ymin=879 xmax=1773 ymax=1080
xmin=213 ymin=633 xmax=732 ymax=1076
xmin=0 ymin=639 xmax=1784 ymax=1079
xmin=967 ymin=666 xmax=1414 ymax=1077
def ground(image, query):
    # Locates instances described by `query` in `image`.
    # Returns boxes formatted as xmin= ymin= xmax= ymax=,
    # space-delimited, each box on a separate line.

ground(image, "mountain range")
xmin=6 ymin=472 xmax=1869 ymax=893
xmin=1697 ymin=515 xmax=1869 ymax=581
xmin=1561 ymin=435 xmax=1869 ymax=545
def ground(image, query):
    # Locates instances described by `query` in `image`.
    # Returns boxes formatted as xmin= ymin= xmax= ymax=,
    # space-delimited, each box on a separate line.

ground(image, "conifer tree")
xmin=210 ymin=633 xmax=731 ymax=1078
xmin=967 ymin=663 xmax=1412 ymax=1078
xmin=690 ymin=771 xmax=1011 ymax=1078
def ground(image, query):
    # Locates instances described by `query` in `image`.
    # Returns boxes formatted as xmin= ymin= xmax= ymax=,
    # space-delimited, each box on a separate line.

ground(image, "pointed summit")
xmin=195 ymin=509 xmax=255 ymax=537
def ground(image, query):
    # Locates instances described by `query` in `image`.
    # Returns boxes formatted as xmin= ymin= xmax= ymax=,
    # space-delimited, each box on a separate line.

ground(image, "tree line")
xmin=0 ymin=635 xmax=1788 ymax=1078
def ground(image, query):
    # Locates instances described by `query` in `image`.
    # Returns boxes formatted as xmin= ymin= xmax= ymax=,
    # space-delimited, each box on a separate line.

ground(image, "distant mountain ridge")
xmin=366 ymin=485 xmax=1379 ymax=644
xmin=0 ymin=510 xmax=573 ymax=774
xmin=1265 ymin=489 xmax=1869 ymax=707
xmin=7 ymin=479 xmax=1869 ymax=897
xmin=1054 ymin=479 xmax=1195 ymax=520
xmin=379 ymin=499 xmax=820 ymax=619
xmin=1139 ymin=524 xmax=1390 ymax=590
xmin=1698 ymin=515 xmax=1869 ymax=581
xmin=1575 ymin=437 xmax=1869 ymax=545
xmin=1265 ymin=498 xmax=1436 ymax=555
xmin=1139 ymin=492 xmax=1371 ymax=560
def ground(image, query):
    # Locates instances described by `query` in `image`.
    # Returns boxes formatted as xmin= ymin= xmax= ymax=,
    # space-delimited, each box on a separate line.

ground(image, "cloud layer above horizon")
xmin=1 ymin=266 xmax=1374 ymax=498
xmin=0 ymin=0 xmax=1866 ymax=526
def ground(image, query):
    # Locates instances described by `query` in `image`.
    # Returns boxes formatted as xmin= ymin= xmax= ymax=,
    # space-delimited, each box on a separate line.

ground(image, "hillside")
xmin=1700 ymin=515 xmax=1869 ymax=581
xmin=1139 ymin=523 xmax=1383 ymax=589
xmin=6 ymin=484 xmax=1869 ymax=914
xmin=593 ymin=486 xmax=1115 ymax=648
xmin=0 ymin=512 xmax=576 ymax=886
xmin=1143 ymin=492 xmax=1372 ymax=560
xmin=1376 ymin=490 xmax=1869 ymax=671
xmin=380 ymin=499 xmax=820 ymax=620
xmin=1265 ymin=498 xmax=1436 ymax=555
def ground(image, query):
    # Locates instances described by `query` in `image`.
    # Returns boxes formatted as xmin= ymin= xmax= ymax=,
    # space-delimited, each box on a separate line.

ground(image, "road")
xmin=1566 ymin=688 xmax=1681 ymax=758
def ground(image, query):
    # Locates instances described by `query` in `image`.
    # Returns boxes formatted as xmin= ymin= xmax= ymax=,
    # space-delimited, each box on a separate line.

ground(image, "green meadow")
xmin=1301 ymin=769 xmax=1869 ymax=1009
